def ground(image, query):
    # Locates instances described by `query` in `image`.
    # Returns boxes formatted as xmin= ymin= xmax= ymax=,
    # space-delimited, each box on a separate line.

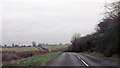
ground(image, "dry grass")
xmin=2 ymin=50 xmax=49 ymax=66
xmin=2 ymin=47 xmax=38 ymax=52
xmin=43 ymin=44 xmax=70 ymax=50
xmin=83 ymin=52 xmax=120 ymax=63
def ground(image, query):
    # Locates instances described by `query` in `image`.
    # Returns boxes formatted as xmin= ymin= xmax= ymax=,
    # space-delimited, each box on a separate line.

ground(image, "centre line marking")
xmin=77 ymin=56 xmax=81 ymax=59
xmin=81 ymin=60 xmax=89 ymax=67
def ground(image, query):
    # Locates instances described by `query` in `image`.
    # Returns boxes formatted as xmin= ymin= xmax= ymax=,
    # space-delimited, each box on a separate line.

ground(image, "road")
xmin=46 ymin=52 xmax=119 ymax=68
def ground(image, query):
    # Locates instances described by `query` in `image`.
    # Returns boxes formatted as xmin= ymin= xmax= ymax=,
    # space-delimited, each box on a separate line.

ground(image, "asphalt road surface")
xmin=46 ymin=52 xmax=119 ymax=68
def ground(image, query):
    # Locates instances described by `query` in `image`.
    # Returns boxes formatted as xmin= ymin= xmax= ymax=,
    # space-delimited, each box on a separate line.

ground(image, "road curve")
xmin=46 ymin=52 xmax=119 ymax=67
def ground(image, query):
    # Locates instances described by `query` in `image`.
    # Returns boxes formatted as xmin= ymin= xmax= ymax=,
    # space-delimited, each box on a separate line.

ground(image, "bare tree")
xmin=104 ymin=1 xmax=120 ymax=19
xmin=71 ymin=33 xmax=81 ymax=44
xmin=32 ymin=41 xmax=36 ymax=47
xmin=12 ymin=43 xmax=14 ymax=47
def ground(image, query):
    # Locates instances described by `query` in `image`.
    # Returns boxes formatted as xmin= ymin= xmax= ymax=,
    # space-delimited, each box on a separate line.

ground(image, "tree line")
xmin=2 ymin=41 xmax=44 ymax=48
xmin=68 ymin=1 xmax=119 ymax=57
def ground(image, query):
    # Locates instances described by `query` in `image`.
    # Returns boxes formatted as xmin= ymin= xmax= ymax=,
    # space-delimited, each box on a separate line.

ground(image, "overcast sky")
xmin=1 ymin=0 xmax=115 ymax=45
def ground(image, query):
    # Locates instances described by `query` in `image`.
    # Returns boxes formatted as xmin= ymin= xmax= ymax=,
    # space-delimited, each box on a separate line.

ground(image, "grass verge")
xmin=82 ymin=52 xmax=120 ymax=63
xmin=5 ymin=52 xmax=61 ymax=66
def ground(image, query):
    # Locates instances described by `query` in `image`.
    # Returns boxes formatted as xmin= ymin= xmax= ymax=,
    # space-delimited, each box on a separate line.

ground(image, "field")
xmin=2 ymin=45 xmax=70 ymax=52
xmin=6 ymin=52 xmax=61 ymax=66
xmin=2 ymin=45 xmax=68 ymax=66
xmin=43 ymin=45 xmax=70 ymax=50
xmin=2 ymin=47 xmax=39 ymax=52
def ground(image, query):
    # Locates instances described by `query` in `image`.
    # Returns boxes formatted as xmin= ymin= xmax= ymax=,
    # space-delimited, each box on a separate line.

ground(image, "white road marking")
xmin=77 ymin=55 xmax=89 ymax=67
xmin=77 ymin=56 xmax=81 ymax=59
xmin=81 ymin=60 xmax=89 ymax=67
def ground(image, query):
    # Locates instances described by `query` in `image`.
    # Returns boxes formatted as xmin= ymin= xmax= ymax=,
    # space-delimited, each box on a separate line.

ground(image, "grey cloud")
xmin=2 ymin=0 xmax=113 ymax=45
